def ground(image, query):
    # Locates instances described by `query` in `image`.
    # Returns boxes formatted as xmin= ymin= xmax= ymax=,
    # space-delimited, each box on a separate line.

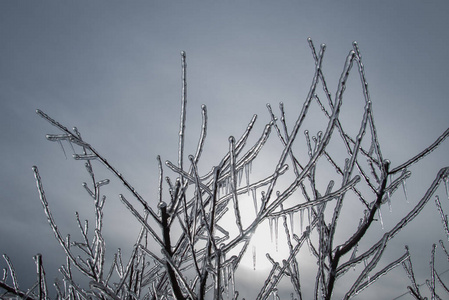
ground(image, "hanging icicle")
xmin=300 ymin=208 xmax=304 ymax=233
xmin=402 ymin=179 xmax=409 ymax=203
xmin=363 ymin=258 xmax=371 ymax=283
xmin=289 ymin=212 xmax=294 ymax=236
xmin=307 ymin=207 xmax=311 ymax=228
xmin=238 ymin=167 xmax=244 ymax=187
xmin=378 ymin=206 xmax=384 ymax=230
xmin=252 ymin=245 xmax=257 ymax=271
xmin=385 ymin=190 xmax=391 ymax=212
xmin=274 ymin=217 xmax=279 ymax=252
xmin=245 ymin=163 xmax=251 ymax=195
xmin=269 ymin=217 xmax=274 ymax=243
xmin=251 ymin=187 xmax=258 ymax=214
xmin=350 ymin=243 xmax=358 ymax=271
xmin=444 ymin=176 xmax=449 ymax=200
xmin=229 ymin=260 xmax=236 ymax=299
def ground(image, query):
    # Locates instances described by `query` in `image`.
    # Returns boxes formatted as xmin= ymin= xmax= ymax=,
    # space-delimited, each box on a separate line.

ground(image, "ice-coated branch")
xmin=261 ymin=43 xmax=326 ymax=214
xmin=390 ymin=127 xmax=449 ymax=175
xmin=337 ymin=167 xmax=449 ymax=279
xmin=229 ymin=136 xmax=243 ymax=234
xmin=33 ymin=253 xmax=48 ymax=300
xmin=345 ymin=250 xmax=409 ymax=299
xmin=179 ymin=51 xmax=187 ymax=181
xmin=435 ymin=195 xmax=449 ymax=240
xmin=32 ymin=166 xmax=96 ymax=280
xmin=119 ymin=194 xmax=164 ymax=248
xmin=36 ymin=110 xmax=161 ymax=225
xmin=191 ymin=105 xmax=208 ymax=168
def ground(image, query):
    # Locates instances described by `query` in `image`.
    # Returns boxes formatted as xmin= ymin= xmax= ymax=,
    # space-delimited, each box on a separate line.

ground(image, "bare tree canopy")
xmin=2 ymin=39 xmax=449 ymax=299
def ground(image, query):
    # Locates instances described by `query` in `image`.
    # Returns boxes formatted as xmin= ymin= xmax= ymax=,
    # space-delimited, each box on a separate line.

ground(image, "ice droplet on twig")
xmin=300 ymin=208 xmax=304 ymax=233
xmin=269 ymin=217 xmax=274 ymax=243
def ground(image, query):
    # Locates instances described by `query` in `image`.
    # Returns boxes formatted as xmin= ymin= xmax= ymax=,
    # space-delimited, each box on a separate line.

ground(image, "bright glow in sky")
xmin=1 ymin=1 xmax=449 ymax=299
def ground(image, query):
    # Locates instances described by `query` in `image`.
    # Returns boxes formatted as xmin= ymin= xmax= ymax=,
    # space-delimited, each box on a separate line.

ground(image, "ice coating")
xmin=26 ymin=38 xmax=449 ymax=300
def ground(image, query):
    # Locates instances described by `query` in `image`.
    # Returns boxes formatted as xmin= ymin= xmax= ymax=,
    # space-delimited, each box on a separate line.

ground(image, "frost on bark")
xmin=2 ymin=39 xmax=449 ymax=299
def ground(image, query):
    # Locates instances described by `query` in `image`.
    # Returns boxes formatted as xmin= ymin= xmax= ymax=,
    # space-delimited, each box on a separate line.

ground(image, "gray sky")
xmin=1 ymin=1 xmax=449 ymax=299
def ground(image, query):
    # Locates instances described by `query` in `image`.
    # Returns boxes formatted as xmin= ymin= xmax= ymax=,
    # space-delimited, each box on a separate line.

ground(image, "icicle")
xmin=445 ymin=176 xmax=449 ymax=200
xmin=274 ymin=217 xmax=279 ymax=252
xmin=223 ymin=178 xmax=228 ymax=195
xmin=300 ymin=208 xmax=304 ymax=233
xmin=223 ymin=262 xmax=229 ymax=297
xmin=269 ymin=217 xmax=274 ymax=243
xmin=363 ymin=259 xmax=371 ymax=283
xmin=272 ymin=288 xmax=280 ymax=300
xmin=307 ymin=207 xmax=311 ymax=227
xmin=57 ymin=140 xmax=67 ymax=159
xmin=387 ymin=194 xmax=392 ymax=212
xmin=237 ymin=167 xmax=243 ymax=187
xmin=252 ymin=245 xmax=256 ymax=270
xmin=245 ymin=163 xmax=251 ymax=195
xmin=378 ymin=207 xmax=384 ymax=230
xmin=289 ymin=212 xmax=294 ymax=235
xmin=350 ymin=243 xmax=358 ymax=271
xmin=385 ymin=189 xmax=391 ymax=210
xmin=251 ymin=188 xmax=258 ymax=214
xmin=306 ymin=233 xmax=313 ymax=255
xmin=402 ymin=179 xmax=409 ymax=203
xmin=229 ymin=260 xmax=235 ymax=298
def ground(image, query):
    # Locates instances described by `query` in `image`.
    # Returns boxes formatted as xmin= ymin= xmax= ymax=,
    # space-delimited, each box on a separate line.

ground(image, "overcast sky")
xmin=1 ymin=1 xmax=449 ymax=299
